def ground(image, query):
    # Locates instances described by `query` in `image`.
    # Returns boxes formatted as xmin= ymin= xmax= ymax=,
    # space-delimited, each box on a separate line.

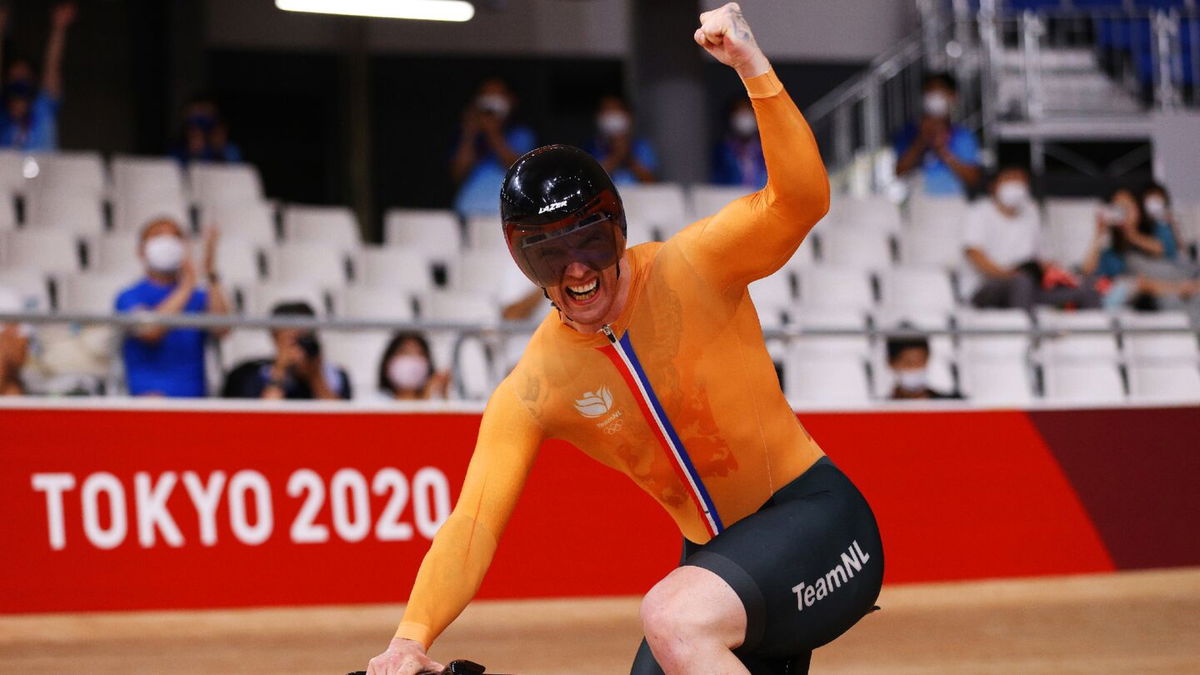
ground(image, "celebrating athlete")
xmin=366 ymin=4 xmax=883 ymax=674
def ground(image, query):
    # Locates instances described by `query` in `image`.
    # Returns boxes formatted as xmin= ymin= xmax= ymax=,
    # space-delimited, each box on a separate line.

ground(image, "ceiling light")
xmin=275 ymin=0 xmax=475 ymax=22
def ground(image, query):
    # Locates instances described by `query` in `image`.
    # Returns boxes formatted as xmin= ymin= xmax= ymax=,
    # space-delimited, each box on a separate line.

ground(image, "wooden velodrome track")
xmin=2 ymin=568 xmax=1197 ymax=673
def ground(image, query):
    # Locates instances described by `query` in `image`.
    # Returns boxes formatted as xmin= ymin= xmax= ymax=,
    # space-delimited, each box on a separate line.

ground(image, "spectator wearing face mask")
xmin=1081 ymin=186 xmax=1200 ymax=310
xmin=0 ymin=2 xmax=75 ymax=151
xmin=377 ymin=331 xmax=450 ymax=401
xmin=115 ymin=219 xmax=230 ymax=397
xmin=711 ymin=98 xmax=767 ymax=189
xmin=0 ymin=286 xmax=30 ymax=396
xmin=222 ymin=302 xmax=352 ymax=400
xmin=451 ymin=77 xmax=536 ymax=217
xmin=964 ymin=166 xmax=1100 ymax=311
xmin=894 ymin=72 xmax=981 ymax=198
xmin=586 ymin=95 xmax=657 ymax=186
xmin=885 ymin=332 xmax=961 ymax=401
xmin=171 ymin=95 xmax=242 ymax=166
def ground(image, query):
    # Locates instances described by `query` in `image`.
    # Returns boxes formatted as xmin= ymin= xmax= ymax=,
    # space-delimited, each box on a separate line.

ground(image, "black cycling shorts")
xmin=630 ymin=457 xmax=884 ymax=675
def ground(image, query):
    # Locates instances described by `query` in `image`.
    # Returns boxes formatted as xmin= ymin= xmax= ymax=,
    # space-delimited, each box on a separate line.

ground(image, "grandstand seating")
xmin=0 ymin=146 xmax=1196 ymax=404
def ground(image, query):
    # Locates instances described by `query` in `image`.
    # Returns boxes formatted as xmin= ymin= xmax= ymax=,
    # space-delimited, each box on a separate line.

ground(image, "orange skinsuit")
xmin=396 ymin=69 xmax=830 ymax=648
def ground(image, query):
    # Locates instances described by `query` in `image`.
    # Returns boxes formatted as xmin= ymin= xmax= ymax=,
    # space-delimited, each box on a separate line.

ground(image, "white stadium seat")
xmin=271 ymin=242 xmax=350 ymax=287
xmin=25 ymin=191 xmax=105 ymax=234
xmin=818 ymin=227 xmax=893 ymax=270
xmin=1042 ymin=363 xmax=1126 ymax=404
xmin=878 ymin=267 xmax=956 ymax=313
xmin=959 ymin=358 xmax=1035 ymax=405
xmin=332 ymin=286 xmax=415 ymax=321
xmin=896 ymin=223 xmax=966 ymax=269
xmin=463 ymin=214 xmax=507 ymax=252
xmin=451 ymin=249 xmax=521 ymax=295
xmin=282 ymin=205 xmax=361 ymax=248
xmin=0 ymin=268 xmax=51 ymax=312
xmin=28 ymin=152 xmax=107 ymax=198
xmin=1127 ymin=365 xmax=1200 ymax=403
xmin=958 ymin=308 xmax=1033 ymax=361
xmin=189 ymin=162 xmax=263 ymax=208
xmin=789 ymin=308 xmax=871 ymax=360
xmin=748 ymin=271 xmax=794 ymax=327
xmin=621 ymin=183 xmax=689 ymax=238
xmin=784 ymin=354 xmax=871 ymax=405
xmin=1119 ymin=311 xmax=1199 ymax=365
xmin=826 ymin=195 xmax=902 ymax=233
xmin=321 ymin=330 xmax=393 ymax=397
xmin=243 ymin=282 xmax=327 ymax=316
xmin=625 ymin=219 xmax=658 ymax=246
xmin=201 ymin=201 xmax=278 ymax=246
xmin=113 ymin=190 xmax=189 ymax=233
xmin=111 ymin=155 xmax=185 ymax=200
xmin=206 ymin=235 xmax=265 ymax=284
xmin=384 ymin=209 xmax=462 ymax=259
xmin=1 ymin=230 xmax=82 ymax=274
xmin=689 ymin=184 xmax=752 ymax=222
xmin=59 ymin=273 xmax=141 ymax=313
xmin=419 ymin=290 xmax=499 ymax=323
xmin=357 ymin=246 xmax=434 ymax=293
xmin=909 ymin=196 xmax=969 ymax=232
xmin=220 ymin=329 xmax=276 ymax=368
xmin=797 ymin=266 xmax=875 ymax=311
xmin=87 ymin=231 xmax=141 ymax=275
xmin=1036 ymin=309 xmax=1119 ymax=364
xmin=0 ymin=150 xmax=28 ymax=198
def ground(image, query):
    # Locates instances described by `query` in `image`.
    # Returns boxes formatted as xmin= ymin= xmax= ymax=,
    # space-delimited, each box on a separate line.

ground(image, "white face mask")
xmin=895 ymin=369 xmax=928 ymax=393
xmin=1144 ymin=195 xmax=1168 ymax=221
xmin=388 ymin=354 xmax=430 ymax=391
xmin=477 ymin=93 xmax=511 ymax=119
xmin=923 ymin=92 xmax=952 ymax=118
xmin=143 ymin=234 xmax=185 ymax=273
xmin=996 ymin=181 xmax=1030 ymax=211
xmin=732 ymin=110 xmax=757 ymax=137
xmin=598 ymin=111 xmax=631 ymax=137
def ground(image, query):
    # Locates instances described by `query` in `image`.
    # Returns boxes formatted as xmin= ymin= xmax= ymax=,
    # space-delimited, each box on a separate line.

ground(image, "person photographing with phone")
xmin=221 ymin=301 xmax=352 ymax=400
xmin=367 ymin=5 xmax=883 ymax=674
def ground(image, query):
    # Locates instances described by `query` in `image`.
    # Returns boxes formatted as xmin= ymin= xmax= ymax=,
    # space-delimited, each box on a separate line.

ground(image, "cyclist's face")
xmin=545 ymin=257 xmax=623 ymax=329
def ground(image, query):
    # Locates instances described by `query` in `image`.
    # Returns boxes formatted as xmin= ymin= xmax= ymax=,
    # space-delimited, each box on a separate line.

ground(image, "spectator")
xmin=964 ymin=166 xmax=1100 ymax=311
xmin=1081 ymin=186 xmax=1200 ymax=311
xmin=0 ymin=2 xmax=75 ymax=151
xmin=586 ymin=95 xmax=657 ymax=185
xmin=451 ymin=77 xmax=535 ymax=217
xmin=894 ymin=72 xmax=982 ymax=197
xmin=0 ymin=286 xmax=29 ymax=395
xmin=116 ymin=219 xmax=230 ymax=397
xmin=711 ymin=98 xmax=767 ymax=189
xmin=377 ymin=331 xmax=449 ymax=401
xmin=222 ymin=302 xmax=352 ymax=400
xmin=885 ymin=332 xmax=961 ymax=401
xmin=171 ymin=95 xmax=242 ymax=165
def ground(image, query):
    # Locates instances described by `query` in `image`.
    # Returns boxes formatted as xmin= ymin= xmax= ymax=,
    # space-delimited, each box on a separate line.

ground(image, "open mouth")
xmin=564 ymin=277 xmax=600 ymax=304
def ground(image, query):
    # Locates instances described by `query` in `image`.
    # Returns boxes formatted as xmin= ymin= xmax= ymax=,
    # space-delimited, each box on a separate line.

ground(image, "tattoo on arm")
xmin=729 ymin=8 xmax=753 ymax=42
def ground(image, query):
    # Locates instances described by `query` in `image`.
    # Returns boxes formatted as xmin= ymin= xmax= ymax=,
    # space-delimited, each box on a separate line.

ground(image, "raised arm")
xmin=677 ymin=3 xmax=829 ymax=292
xmin=42 ymin=3 xmax=76 ymax=99
xmin=367 ymin=379 xmax=543 ymax=674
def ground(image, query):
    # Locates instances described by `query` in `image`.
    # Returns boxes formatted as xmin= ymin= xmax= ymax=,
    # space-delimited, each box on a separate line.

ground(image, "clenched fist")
xmin=694 ymin=3 xmax=770 ymax=80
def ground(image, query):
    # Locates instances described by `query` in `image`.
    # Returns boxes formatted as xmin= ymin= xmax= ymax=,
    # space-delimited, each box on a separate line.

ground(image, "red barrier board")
xmin=1 ymin=404 xmax=1196 ymax=613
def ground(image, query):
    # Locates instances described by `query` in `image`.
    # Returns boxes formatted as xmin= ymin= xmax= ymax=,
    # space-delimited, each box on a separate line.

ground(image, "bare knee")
xmin=640 ymin=567 xmax=746 ymax=671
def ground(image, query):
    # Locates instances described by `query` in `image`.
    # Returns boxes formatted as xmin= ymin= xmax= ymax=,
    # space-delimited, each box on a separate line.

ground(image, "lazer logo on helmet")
xmin=538 ymin=200 xmax=568 ymax=214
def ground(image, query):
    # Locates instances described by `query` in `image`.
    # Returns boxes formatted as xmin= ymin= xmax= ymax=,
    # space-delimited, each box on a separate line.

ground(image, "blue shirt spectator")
xmin=0 ymin=4 xmax=76 ymax=151
xmin=587 ymin=95 xmax=658 ymax=186
xmin=452 ymin=77 xmax=536 ymax=216
xmin=116 ymin=280 xmax=209 ymax=397
xmin=171 ymin=96 xmax=243 ymax=165
xmin=712 ymin=99 xmax=767 ymax=189
xmin=115 ymin=218 xmax=231 ymax=397
xmin=894 ymin=72 xmax=982 ymax=198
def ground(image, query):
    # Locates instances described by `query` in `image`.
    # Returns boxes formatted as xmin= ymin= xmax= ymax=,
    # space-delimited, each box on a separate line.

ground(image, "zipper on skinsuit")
xmin=599 ymin=323 xmax=724 ymax=536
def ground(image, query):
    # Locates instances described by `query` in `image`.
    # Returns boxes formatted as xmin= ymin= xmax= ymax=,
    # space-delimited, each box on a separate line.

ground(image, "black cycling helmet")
xmin=501 ymin=144 xmax=627 ymax=288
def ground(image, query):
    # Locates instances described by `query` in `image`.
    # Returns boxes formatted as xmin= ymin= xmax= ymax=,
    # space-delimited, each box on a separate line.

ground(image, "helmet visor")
xmin=509 ymin=212 xmax=623 ymax=288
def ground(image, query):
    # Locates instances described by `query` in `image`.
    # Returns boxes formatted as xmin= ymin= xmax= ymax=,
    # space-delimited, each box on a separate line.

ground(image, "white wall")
xmin=205 ymin=0 xmax=631 ymax=57
xmin=703 ymin=0 xmax=919 ymax=62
